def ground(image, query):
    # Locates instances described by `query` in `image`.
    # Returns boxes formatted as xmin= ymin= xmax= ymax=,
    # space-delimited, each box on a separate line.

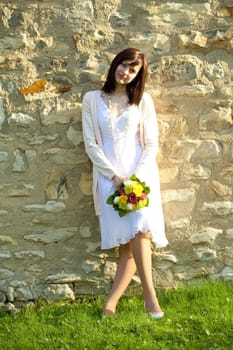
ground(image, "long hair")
xmin=102 ymin=48 xmax=148 ymax=105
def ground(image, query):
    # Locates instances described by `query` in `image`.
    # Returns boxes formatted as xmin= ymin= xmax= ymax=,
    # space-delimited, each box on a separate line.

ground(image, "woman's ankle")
xmin=103 ymin=300 xmax=117 ymax=315
xmin=102 ymin=307 xmax=115 ymax=316
xmin=144 ymin=299 xmax=163 ymax=314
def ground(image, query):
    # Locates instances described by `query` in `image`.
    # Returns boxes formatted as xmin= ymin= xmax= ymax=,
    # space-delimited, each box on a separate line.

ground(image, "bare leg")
xmin=130 ymin=232 xmax=163 ymax=314
xmin=103 ymin=243 xmax=137 ymax=315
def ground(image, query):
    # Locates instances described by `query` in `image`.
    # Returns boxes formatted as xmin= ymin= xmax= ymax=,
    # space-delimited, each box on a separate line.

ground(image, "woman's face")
xmin=114 ymin=60 xmax=142 ymax=86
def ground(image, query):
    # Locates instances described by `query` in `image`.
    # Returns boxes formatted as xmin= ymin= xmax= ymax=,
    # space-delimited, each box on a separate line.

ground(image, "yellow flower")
xmin=119 ymin=195 xmax=128 ymax=203
xmin=132 ymin=183 xmax=143 ymax=197
xmin=125 ymin=181 xmax=143 ymax=197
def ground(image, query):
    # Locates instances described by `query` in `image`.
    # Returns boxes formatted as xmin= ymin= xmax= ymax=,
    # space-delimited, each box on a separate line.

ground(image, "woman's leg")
xmin=103 ymin=243 xmax=137 ymax=315
xmin=130 ymin=232 xmax=163 ymax=314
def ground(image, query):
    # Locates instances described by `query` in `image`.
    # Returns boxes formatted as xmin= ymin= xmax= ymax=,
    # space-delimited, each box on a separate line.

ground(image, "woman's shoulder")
xmin=83 ymin=89 xmax=101 ymax=101
xmin=140 ymin=92 xmax=154 ymax=107
xmin=141 ymin=91 xmax=153 ymax=102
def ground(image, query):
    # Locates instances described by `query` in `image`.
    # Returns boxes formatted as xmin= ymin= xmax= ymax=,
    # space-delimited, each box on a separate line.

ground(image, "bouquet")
xmin=106 ymin=174 xmax=150 ymax=217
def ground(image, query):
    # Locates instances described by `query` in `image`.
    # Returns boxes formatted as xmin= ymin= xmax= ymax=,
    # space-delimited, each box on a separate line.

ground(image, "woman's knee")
xmin=136 ymin=231 xmax=151 ymax=240
xmin=119 ymin=242 xmax=133 ymax=259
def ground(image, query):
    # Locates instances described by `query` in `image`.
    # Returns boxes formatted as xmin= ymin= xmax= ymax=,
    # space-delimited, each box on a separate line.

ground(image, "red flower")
xmin=119 ymin=187 xmax=125 ymax=195
xmin=128 ymin=192 xmax=138 ymax=204
xmin=140 ymin=192 xmax=147 ymax=200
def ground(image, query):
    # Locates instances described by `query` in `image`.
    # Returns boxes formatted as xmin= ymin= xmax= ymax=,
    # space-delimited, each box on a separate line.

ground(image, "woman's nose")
xmin=122 ymin=66 xmax=129 ymax=75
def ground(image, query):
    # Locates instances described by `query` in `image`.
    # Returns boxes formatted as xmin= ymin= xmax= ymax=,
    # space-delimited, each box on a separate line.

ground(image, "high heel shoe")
xmin=144 ymin=303 xmax=164 ymax=319
xmin=148 ymin=311 xmax=164 ymax=319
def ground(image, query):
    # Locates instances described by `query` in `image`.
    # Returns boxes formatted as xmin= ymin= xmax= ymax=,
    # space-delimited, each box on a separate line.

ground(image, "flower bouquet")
xmin=106 ymin=174 xmax=150 ymax=217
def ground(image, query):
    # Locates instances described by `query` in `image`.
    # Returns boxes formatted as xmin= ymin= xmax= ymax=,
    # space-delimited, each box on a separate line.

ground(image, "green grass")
xmin=0 ymin=280 xmax=232 ymax=350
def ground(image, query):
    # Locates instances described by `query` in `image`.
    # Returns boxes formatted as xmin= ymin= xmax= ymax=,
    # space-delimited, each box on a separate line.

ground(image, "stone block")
xmin=81 ymin=259 xmax=101 ymax=274
xmin=14 ymin=251 xmax=45 ymax=259
xmin=46 ymin=273 xmax=81 ymax=284
xmin=44 ymin=284 xmax=75 ymax=301
xmin=159 ymin=167 xmax=179 ymax=183
xmin=45 ymin=170 xmax=71 ymax=200
xmin=191 ymin=140 xmax=222 ymax=166
xmin=0 ymin=36 xmax=24 ymax=50
xmin=0 ymin=235 xmax=17 ymax=245
xmin=79 ymin=172 xmax=92 ymax=196
xmin=154 ymin=55 xmax=202 ymax=84
xmin=199 ymin=107 xmax=232 ymax=131
xmin=67 ymin=126 xmax=83 ymax=146
xmin=202 ymin=201 xmax=233 ymax=216
xmin=8 ymin=113 xmax=36 ymax=127
xmin=0 ymin=268 xmax=14 ymax=279
xmin=42 ymin=148 xmax=88 ymax=166
xmin=211 ymin=180 xmax=232 ymax=198
xmin=165 ymin=84 xmax=214 ymax=97
xmin=0 ymin=152 xmax=8 ymax=162
xmin=22 ymin=201 xmax=66 ymax=213
xmin=162 ymin=188 xmax=196 ymax=204
xmin=190 ymin=227 xmax=222 ymax=244
xmin=13 ymin=149 xmax=25 ymax=172
xmin=226 ymin=228 xmax=233 ymax=239
xmin=217 ymin=266 xmax=233 ymax=281
xmin=74 ymin=279 xmax=107 ymax=296
xmin=0 ymin=251 xmax=11 ymax=259
xmin=110 ymin=12 xmax=132 ymax=27
xmin=0 ymin=97 xmax=5 ymax=130
xmin=24 ymin=227 xmax=77 ymax=244
xmin=79 ymin=224 xmax=91 ymax=238
xmin=183 ymin=164 xmax=211 ymax=180
xmin=162 ymin=188 xmax=196 ymax=221
xmin=194 ymin=247 xmax=217 ymax=261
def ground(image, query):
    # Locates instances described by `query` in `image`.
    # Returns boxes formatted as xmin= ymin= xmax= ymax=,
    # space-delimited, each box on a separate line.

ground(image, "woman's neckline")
xmin=101 ymin=91 xmax=129 ymax=119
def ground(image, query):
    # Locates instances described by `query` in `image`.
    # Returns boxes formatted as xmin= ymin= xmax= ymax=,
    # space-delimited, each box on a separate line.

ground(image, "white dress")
xmin=97 ymin=95 xmax=168 ymax=250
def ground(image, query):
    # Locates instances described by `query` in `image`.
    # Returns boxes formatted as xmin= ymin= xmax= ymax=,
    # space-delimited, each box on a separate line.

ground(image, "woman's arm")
xmin=82 ymin=92 xmax=118 ymax=180
xmin=135 ymin=93 xmax=159 ymax=180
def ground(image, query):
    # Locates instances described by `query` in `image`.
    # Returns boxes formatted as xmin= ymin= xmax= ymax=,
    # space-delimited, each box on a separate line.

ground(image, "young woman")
xmin=82 ymin=48 xmax=168 ymax=318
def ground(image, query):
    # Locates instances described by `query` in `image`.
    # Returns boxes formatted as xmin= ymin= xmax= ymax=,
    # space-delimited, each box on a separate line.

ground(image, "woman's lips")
xmin=118 ymin=73 xmax=127 ymax=80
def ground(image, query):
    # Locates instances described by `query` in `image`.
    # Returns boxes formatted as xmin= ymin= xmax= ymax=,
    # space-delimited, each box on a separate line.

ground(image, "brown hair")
xmin=102 ymin=48 xmax=148 ymax=105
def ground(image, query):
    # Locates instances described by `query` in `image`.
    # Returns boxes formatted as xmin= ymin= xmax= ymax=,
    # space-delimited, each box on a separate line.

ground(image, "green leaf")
xmin=129 ymin=174 xmax=138 ymax=181
xmin=119 ymin=209 xmax=127 ymax=217
xmin=106 ymin=195 xmax=114 ymax=204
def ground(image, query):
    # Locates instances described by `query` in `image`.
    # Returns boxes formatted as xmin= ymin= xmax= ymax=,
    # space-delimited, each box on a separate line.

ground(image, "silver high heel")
xmin=144 ymin=303 xmax=164 ymax=319
xmin=149 ymin=311 xmax=164 ymax=319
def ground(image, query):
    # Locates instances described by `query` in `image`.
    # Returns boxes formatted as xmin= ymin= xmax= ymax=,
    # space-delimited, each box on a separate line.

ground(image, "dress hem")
xmin=100 ymin=228 xmax=169 ymax=250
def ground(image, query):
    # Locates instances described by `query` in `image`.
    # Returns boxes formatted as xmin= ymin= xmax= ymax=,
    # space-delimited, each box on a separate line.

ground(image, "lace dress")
xmin=97 ymin=95 xmax=168 ymax=250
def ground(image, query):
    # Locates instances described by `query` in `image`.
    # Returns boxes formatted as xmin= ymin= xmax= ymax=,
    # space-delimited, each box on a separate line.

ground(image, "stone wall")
xmin=0 ymin=0 xmax=233 ymax=304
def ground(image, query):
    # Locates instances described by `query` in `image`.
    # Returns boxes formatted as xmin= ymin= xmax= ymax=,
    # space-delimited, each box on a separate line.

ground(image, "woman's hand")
xmin=112 ymin=175 xmax=125 ymax=187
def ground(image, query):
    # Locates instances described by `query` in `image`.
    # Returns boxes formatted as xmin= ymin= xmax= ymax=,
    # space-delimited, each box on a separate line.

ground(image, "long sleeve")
xmin=82 ymin=91 xmax=118 ymax=180
xmin=135 ymin=93 xmax=159 ymax=180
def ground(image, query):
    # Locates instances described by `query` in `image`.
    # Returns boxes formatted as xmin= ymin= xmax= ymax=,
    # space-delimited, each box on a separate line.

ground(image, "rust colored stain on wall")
xmin=21 ymin=79 xmax=47 ymax=95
